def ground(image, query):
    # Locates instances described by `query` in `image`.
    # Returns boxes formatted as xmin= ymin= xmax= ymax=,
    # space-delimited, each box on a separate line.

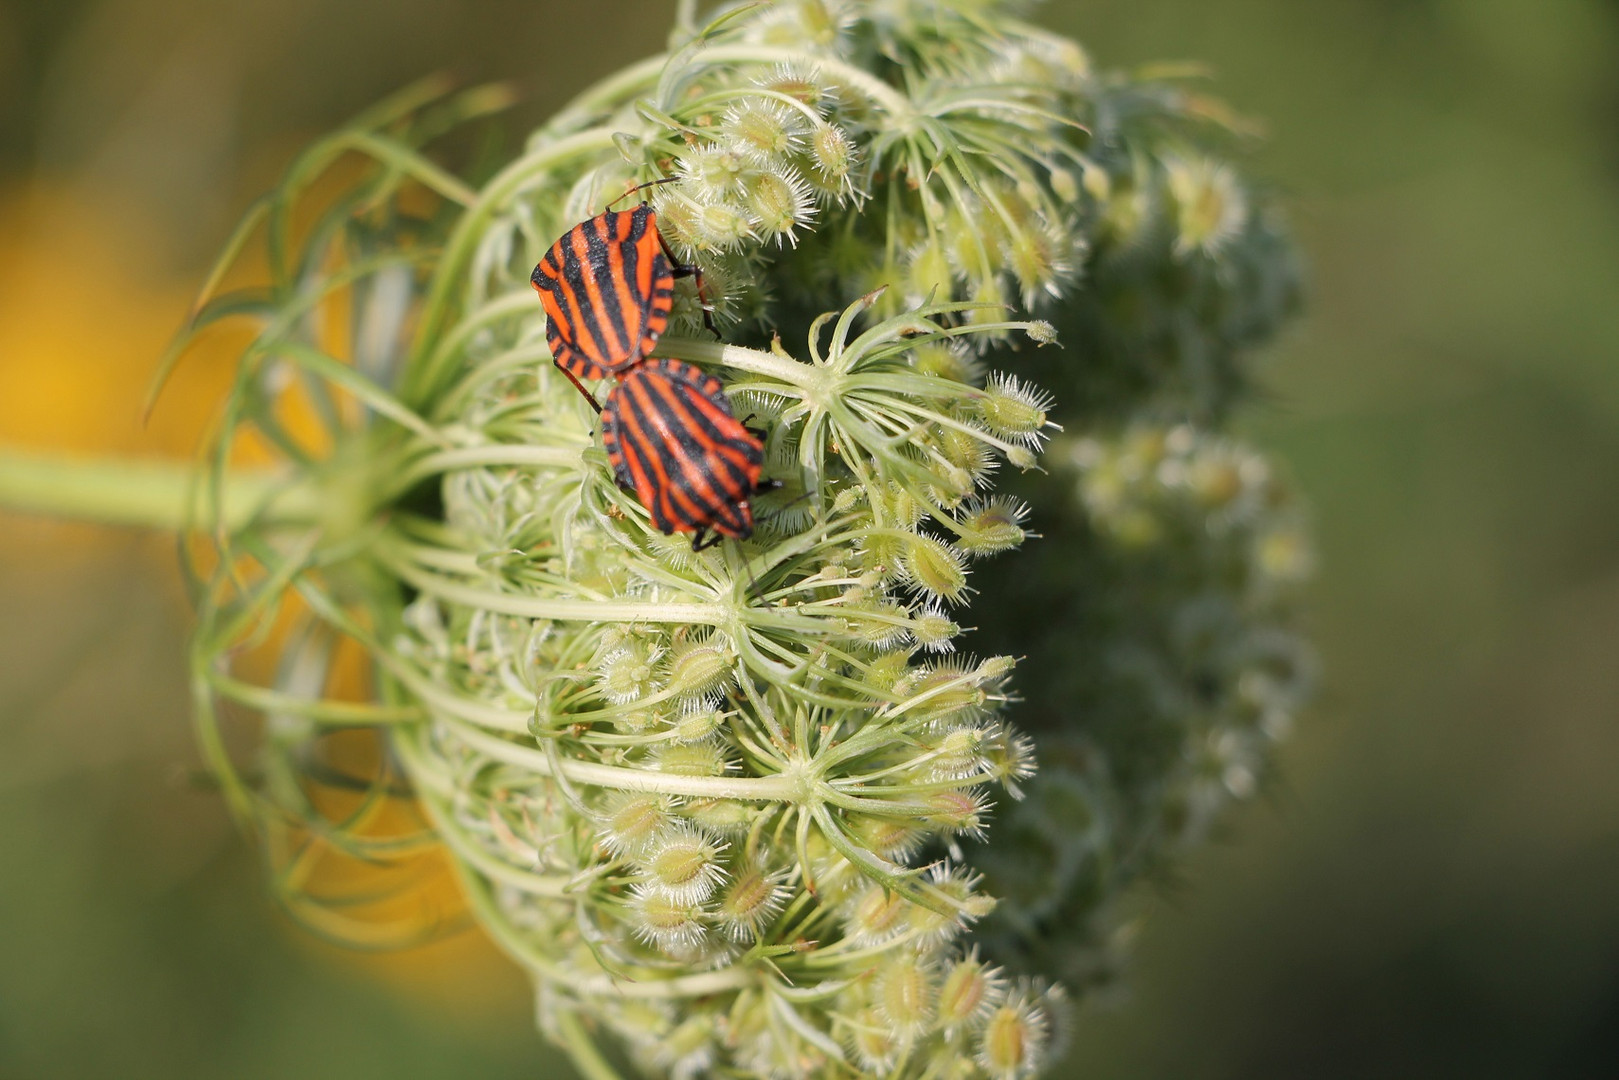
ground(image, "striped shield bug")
xmin=529 ymin=187 xmax=713 ymax=412
xmin=599 ymin=358 xmax=766 ymax=549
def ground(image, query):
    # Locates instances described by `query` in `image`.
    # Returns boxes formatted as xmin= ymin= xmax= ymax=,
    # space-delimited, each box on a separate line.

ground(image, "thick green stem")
xmin=555 ymin=1011 xmax=628 ymax=1080
xmin=0 ymin=448 xmax=315 ymax=532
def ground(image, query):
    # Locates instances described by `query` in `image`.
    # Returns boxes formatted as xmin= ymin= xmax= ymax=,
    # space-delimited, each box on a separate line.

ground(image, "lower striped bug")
xmin=599 ymin=358 xmax=766 ymax=550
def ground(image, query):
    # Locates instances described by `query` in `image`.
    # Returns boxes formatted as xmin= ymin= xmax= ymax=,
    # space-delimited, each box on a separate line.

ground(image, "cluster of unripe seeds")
xmin=655 ymin=66 xmax=859 ymax=254
xmin=1067 ymin=423 xmax=1313 ymax=834
xmin=969 ymin=422 xmax=1314 ymax=985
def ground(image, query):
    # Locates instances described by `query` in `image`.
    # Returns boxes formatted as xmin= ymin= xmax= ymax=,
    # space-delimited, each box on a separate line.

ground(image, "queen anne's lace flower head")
xmin=174 ymin=2 xmax=1308 ymax=1076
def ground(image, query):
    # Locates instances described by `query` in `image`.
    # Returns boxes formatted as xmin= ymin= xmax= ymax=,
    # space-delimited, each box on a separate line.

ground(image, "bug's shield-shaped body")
xmin=530 ymin=203 xmax=676 ymax=382
xmin=601 ymin=358 xmax=765 ymax=541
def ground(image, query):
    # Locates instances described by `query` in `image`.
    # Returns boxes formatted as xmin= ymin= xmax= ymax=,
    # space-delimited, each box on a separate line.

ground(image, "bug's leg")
xmin=663 ymin=242 xmax=721 ymax=341
xmin=553 ymin=361 xmax=603 ymax=415
xmin=691 ymin=528 xmax=725 ymax=553
xmin=739 ymin=413 xmax=768 ymax=442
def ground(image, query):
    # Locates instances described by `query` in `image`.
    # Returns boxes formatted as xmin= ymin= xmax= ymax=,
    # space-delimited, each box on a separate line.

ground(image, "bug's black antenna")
xmin=607 ymin=176 xmax=681 ymax=210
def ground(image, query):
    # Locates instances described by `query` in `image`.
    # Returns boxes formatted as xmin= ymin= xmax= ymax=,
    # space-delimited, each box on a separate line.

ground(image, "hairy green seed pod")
xmin=848 ymin=1007 xmax=899 ymax=1073
xmin=879 ymin=954 xmax=937 ymax=1034
xmin=903 ymin=533 xmax=970 ymax=604
xmin=849 ymin=814 xmax=928 ymax=860
xmin=957 ymin=496 xmax=1030 ymax=557
xmin=863 ymin=650 xmax=913 ymax=694
xmin=715 ymin=862 xmax=789 ymax=943
xmin=977 ymin=374 xmax=1055 ymax=444
xmin=976 ymin=982 xmax=1060 ymax=1080
xmin=1166 ymin=155 xmax=1249 ymax=257
xmin=672 ymin=706 xmax=724 ymax=743
xmin=756 ymin=63 xmax=825 ymax=107
xmin=694 ymin=200 xmax=755 ymax=251
xmin=680 ymin=143 xmax=750 ymax=197
xmin=809 ymin=122 xmax=855 ymax=187
xmin=724 ymin=100 xmax=803 ymax=159
xmin=630 ymin=888 xmax=709 ymax=953
xmin=938 ymin=954 xmax=1005 ymax=1031
xmin=744 ymin=166 xmax=817 ymax=245
xmin=652 ymin=741 xmax=733 ymax=777
xmin=897 ymin=663 xmax=988 ymax=725
xmin=679 ymin=796 xmax=753 ymax=835
xmin=845 ymin=884 xmax=911 ymax=946
xmin=598 ymin=792 xmax=674 ymax=857
xmin=666 ymin=638 xmax=734 ymax=703
xmin=911 ymin=606 xmax=962 ymax=651
xmin=638 ymin=824 xmax=728 ymax=904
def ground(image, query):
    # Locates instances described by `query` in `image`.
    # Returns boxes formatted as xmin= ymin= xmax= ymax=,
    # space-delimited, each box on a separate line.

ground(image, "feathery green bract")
xmin=170 ymin=2 xmax=1309 ymax=1077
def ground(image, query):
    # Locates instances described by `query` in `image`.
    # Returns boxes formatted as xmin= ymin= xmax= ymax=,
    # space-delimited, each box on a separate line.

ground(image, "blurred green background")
xmin=3 ymin=1 xmax=1618 ymax=1077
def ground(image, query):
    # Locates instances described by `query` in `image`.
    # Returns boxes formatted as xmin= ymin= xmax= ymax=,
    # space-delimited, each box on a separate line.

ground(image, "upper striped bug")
xmin=600 ymin=357 xmax=766 ymax=550
xmin=529 ymin=185 xmax=714 ymax=412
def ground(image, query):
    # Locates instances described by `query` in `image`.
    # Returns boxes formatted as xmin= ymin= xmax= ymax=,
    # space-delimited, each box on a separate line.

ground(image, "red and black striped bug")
xmin=529 ymin=192 xmax=714 ymax=412
xmin=600 ymin=357 xmax=766 ymax=549
xmin=530 ymin=188 xmax=764 ymax=549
